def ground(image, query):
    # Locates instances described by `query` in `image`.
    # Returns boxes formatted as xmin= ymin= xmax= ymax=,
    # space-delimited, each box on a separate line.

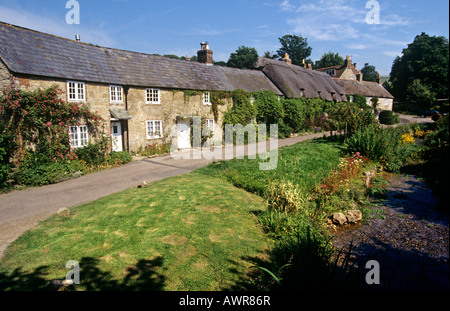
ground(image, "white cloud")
xmin=280 ymin=0 xmax=295 ymax=12
xmin=348 ymin=44 xmax=369 ymax=50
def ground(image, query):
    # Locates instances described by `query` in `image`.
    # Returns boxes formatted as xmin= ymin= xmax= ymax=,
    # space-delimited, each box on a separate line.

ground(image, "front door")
xmin=177 ymin=121 xmax=191 ymax=149
xmin=111 ymin=121 xmax=123 ymax=152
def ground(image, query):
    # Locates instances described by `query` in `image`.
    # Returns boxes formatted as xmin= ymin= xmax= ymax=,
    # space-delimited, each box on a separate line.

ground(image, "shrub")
xmin=106 ymin=151 xmax=132 ymax=165
xmin=265 ymin=180 xmax=305 ymax=213
xmin=74 ymin=142 xmax=107 ymax=165
xmin=379 ymin=110 xmax=398 ymax=125
xmin=0 ymin=133 xmax=16 ymax=188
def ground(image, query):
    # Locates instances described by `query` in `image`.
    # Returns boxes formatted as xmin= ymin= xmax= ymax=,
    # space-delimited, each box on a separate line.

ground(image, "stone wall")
xmin=4 ymin=71 xmax=232 ymax=152
xmin=0 ymin=59 xmax=12 ymax=91
xmin=127 ymin=89 xmax=230 ymax=152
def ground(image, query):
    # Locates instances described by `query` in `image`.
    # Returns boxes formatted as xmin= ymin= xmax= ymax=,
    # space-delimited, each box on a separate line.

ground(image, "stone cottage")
xmin=314 ymin=55 xmax=394 ymax=111
xmin=0 ymin=22 xmax=282 ymax=152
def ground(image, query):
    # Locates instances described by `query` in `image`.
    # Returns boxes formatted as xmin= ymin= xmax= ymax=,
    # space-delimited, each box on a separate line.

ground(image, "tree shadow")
xmin=0 ymin=256 xmax=166 ymax=291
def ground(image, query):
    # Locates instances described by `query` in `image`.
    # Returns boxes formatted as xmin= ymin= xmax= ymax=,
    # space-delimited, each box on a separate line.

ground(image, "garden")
xmin=0 ymin=86 xmax=132 ymax=192
xmin=0 ymin=85 xmax=447 ymax=291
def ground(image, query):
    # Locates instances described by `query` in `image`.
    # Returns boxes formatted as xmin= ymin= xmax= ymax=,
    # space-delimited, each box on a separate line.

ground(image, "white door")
xmin=111 ymin=121 xmax=123 ymax=152
xmin=177 ymin=121 xmax=191 ymax=149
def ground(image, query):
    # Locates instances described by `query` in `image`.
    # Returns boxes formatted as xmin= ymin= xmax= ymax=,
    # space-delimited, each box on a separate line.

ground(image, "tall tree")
xmin=314 ymin=52 xmax=344 ymax=69
xmin=361 ymin=63 xmax=379 ymax=82
xmin=227 ymin=46 xmax=259 ymax=69
xmin=276 ymin=34 xmax=312 ymax=66
xmin=389 ymin=32 xmax=449 ymax=101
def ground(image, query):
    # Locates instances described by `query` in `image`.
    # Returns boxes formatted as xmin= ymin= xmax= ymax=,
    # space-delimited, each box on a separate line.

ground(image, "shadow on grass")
xmin=0 ymin=256 xmax=166 ymax=291
xmin=225 ymin=232 xmax=369 ymax=291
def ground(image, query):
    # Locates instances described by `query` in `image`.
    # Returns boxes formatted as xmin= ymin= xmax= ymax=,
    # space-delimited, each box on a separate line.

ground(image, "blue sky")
xmin=0 ymin=0 xmax=448 ymax=75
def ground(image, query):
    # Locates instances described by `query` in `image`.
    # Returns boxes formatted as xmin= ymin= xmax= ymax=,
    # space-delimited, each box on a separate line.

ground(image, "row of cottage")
xmin=0 ymin=22 xmax=394 ymax=152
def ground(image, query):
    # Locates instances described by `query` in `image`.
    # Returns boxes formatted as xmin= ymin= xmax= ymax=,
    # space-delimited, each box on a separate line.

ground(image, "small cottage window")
xmin=67 ymin=81 xmax=85 ymax=102
xmin=69 ymin=125 xmax=88 ymax=148
xmin=203 ymin=92 xmax=211 ymax=105
xmin=146 ymin=120 xmax=163 ymax=139
xmin=146 ymin=88 xmax=160 ymax=104
xmin=205 ymin=119 xmax=214 ymax=131
xmin=110 ymin=85 xmax=123 ymax=103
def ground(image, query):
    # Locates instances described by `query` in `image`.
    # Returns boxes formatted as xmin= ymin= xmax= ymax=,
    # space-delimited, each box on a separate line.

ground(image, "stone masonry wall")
xmin=4 ymin=71 xmax=232 ymax=152
xmin=127 ymin=89 xmax=230 ymax=152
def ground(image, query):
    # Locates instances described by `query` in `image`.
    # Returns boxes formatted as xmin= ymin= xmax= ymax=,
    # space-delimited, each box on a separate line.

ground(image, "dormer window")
xmin=325 ymin=69 xmax=336 ymax=76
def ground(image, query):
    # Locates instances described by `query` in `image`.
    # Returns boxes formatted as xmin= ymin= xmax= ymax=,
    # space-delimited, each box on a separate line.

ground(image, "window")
xmin=203 ymin=92 xmax=211 ymax=105
xmin=325 ymin=69 xmax=335 ymax=76
xmin=69 ymin=125 xmax=88 ymax=148
xmin=146 ymin=88 xmax=160 ymax=104
xmin=67 ymin=81 xmax=85 ymax=101
xmin=146 ymin=120 xmax=163 ymax=139
xmin=110 ymin=85 xmax=123 ymax=103
xmin=205 ymin=119 xmax=214 ymax=132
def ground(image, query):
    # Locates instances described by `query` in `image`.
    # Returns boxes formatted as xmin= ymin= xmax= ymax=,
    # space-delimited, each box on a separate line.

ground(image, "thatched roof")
xmin=254 ymin=57 xmax=347 ymax=101
xmin=333 ymin=78 xmax=394 ymax=99
xmin=0 ymin=22 xmax=282 ymax=95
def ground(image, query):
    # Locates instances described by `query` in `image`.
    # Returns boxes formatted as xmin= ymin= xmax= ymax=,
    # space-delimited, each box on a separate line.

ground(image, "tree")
xmin=276 ymin=34 xmax=312 ymax=66
xmin=361 ymin=63 xmax=379 ymax=82
xmin=227 ymin=46 xmax=259 ymax=69
xmin=406 ymin=79 xmax=436 ymax=110
xmin=263 ymin=51 xmax=279 ymax=59
xmin=390 ymin=32 xmax=449 ymax=102
xmin=314 ymin=52 xmax=344 ymax=69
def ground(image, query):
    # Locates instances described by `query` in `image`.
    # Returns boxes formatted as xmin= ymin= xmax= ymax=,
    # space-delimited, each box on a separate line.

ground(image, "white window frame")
xmin=205 ymin=119 xmax=214 ymax=132
xmin=67 ymin=81 xmax=85 ymax=102
xmin=203 ymin=92 xmax=211 ymax=105
xmin=69 ymin=125 xmax=88 ymax=148
xmin=110 ymin=85 xmax=123 ymax=103
xmin=146 ymin=88 xmax=160 ymax=104
xmin=146 ymin=120 xmax=163 ymax=139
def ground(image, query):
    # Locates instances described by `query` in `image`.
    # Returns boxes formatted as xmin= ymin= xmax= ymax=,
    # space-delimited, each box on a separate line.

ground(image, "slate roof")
xmin=333 ymin=78 xmax=394 ymax=99
xmin=0 ymin=22 xmax=282 ymax=95
xmin=254 ymin=57 xmax=347 ymax=102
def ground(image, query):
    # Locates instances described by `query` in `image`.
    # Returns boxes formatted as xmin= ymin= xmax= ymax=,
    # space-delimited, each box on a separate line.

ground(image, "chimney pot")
xmin=75 ymin=34 xmax=80 ymax=42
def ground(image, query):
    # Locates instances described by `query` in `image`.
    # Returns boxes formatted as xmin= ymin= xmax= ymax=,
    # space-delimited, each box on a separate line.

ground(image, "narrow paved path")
xmin=0 ymin=131 xmax=329 ymax=258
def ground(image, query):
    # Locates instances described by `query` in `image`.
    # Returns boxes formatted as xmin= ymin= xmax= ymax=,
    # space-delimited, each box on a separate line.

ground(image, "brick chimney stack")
xmin=197 ymin=42 xmax=213 ymax=65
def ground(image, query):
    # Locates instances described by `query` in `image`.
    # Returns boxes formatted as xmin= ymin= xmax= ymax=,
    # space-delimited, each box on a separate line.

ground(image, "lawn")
xmin=0 ymin=138 xmax=345 ymax=291
xmin=0 ymin=172 xmax=271 ymax=291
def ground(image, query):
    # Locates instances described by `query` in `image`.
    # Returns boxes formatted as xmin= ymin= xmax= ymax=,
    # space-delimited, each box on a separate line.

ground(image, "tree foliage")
xmin=227 ymin=46 xmax=259 ymax=69
xmin=276 ymin=34 xmax=312 ymax=66
xmin=361 ymin=63 xmax=379 ymax=82
xmin=389 ymin=32 xmax=449 ymax=102
xmin=314 ymin=52 xmax=344 ymax=69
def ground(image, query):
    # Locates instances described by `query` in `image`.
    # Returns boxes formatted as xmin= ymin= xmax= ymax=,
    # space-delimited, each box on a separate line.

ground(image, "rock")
xmin=331 ymin=212 xmax=347 ymax=226
xmin=57 ymin=207 xmax=70 ymax=217
xmin=138 ymin=181 xmax=148 ymax=188
xmin=345 ymin=209 xmax=363 ymax=223
xmin=363 ymin=168 xmax=377 ymax=188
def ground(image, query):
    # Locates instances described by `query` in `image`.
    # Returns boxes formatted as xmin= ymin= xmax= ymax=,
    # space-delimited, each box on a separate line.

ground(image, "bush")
xmin=106 ymin=151 xmax=132 ymax=165
xmin=379 ymin=110 xmax=398 ymax=125
xmin=345 ymin=124 xmax=416 ymax=172
xmin=265 ymin=180 xmax=304 ymax=213
xmin=0 ymin=133 xmax=16 ymax=188
xmin=14 ymin=159 xmax=85 ymax=186
xmin=74 ymin=142 xmax=107 ymax=165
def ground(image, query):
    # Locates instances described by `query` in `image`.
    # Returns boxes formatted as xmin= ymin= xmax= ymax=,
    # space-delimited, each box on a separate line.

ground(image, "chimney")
xmin=282 ymin=53 xmax=292 ymax=65
xmin=345 ymin=55 xmax=352 ymax=69
xmin=307 ymin=63 xmax=312 ymax=70
xmin=197 ymin=41 xmax=213 ymax=65
xmin=302 ymin=58 xmax=307 ymax=68
xmin=75 ymin=34 xmax=80 ymax=42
